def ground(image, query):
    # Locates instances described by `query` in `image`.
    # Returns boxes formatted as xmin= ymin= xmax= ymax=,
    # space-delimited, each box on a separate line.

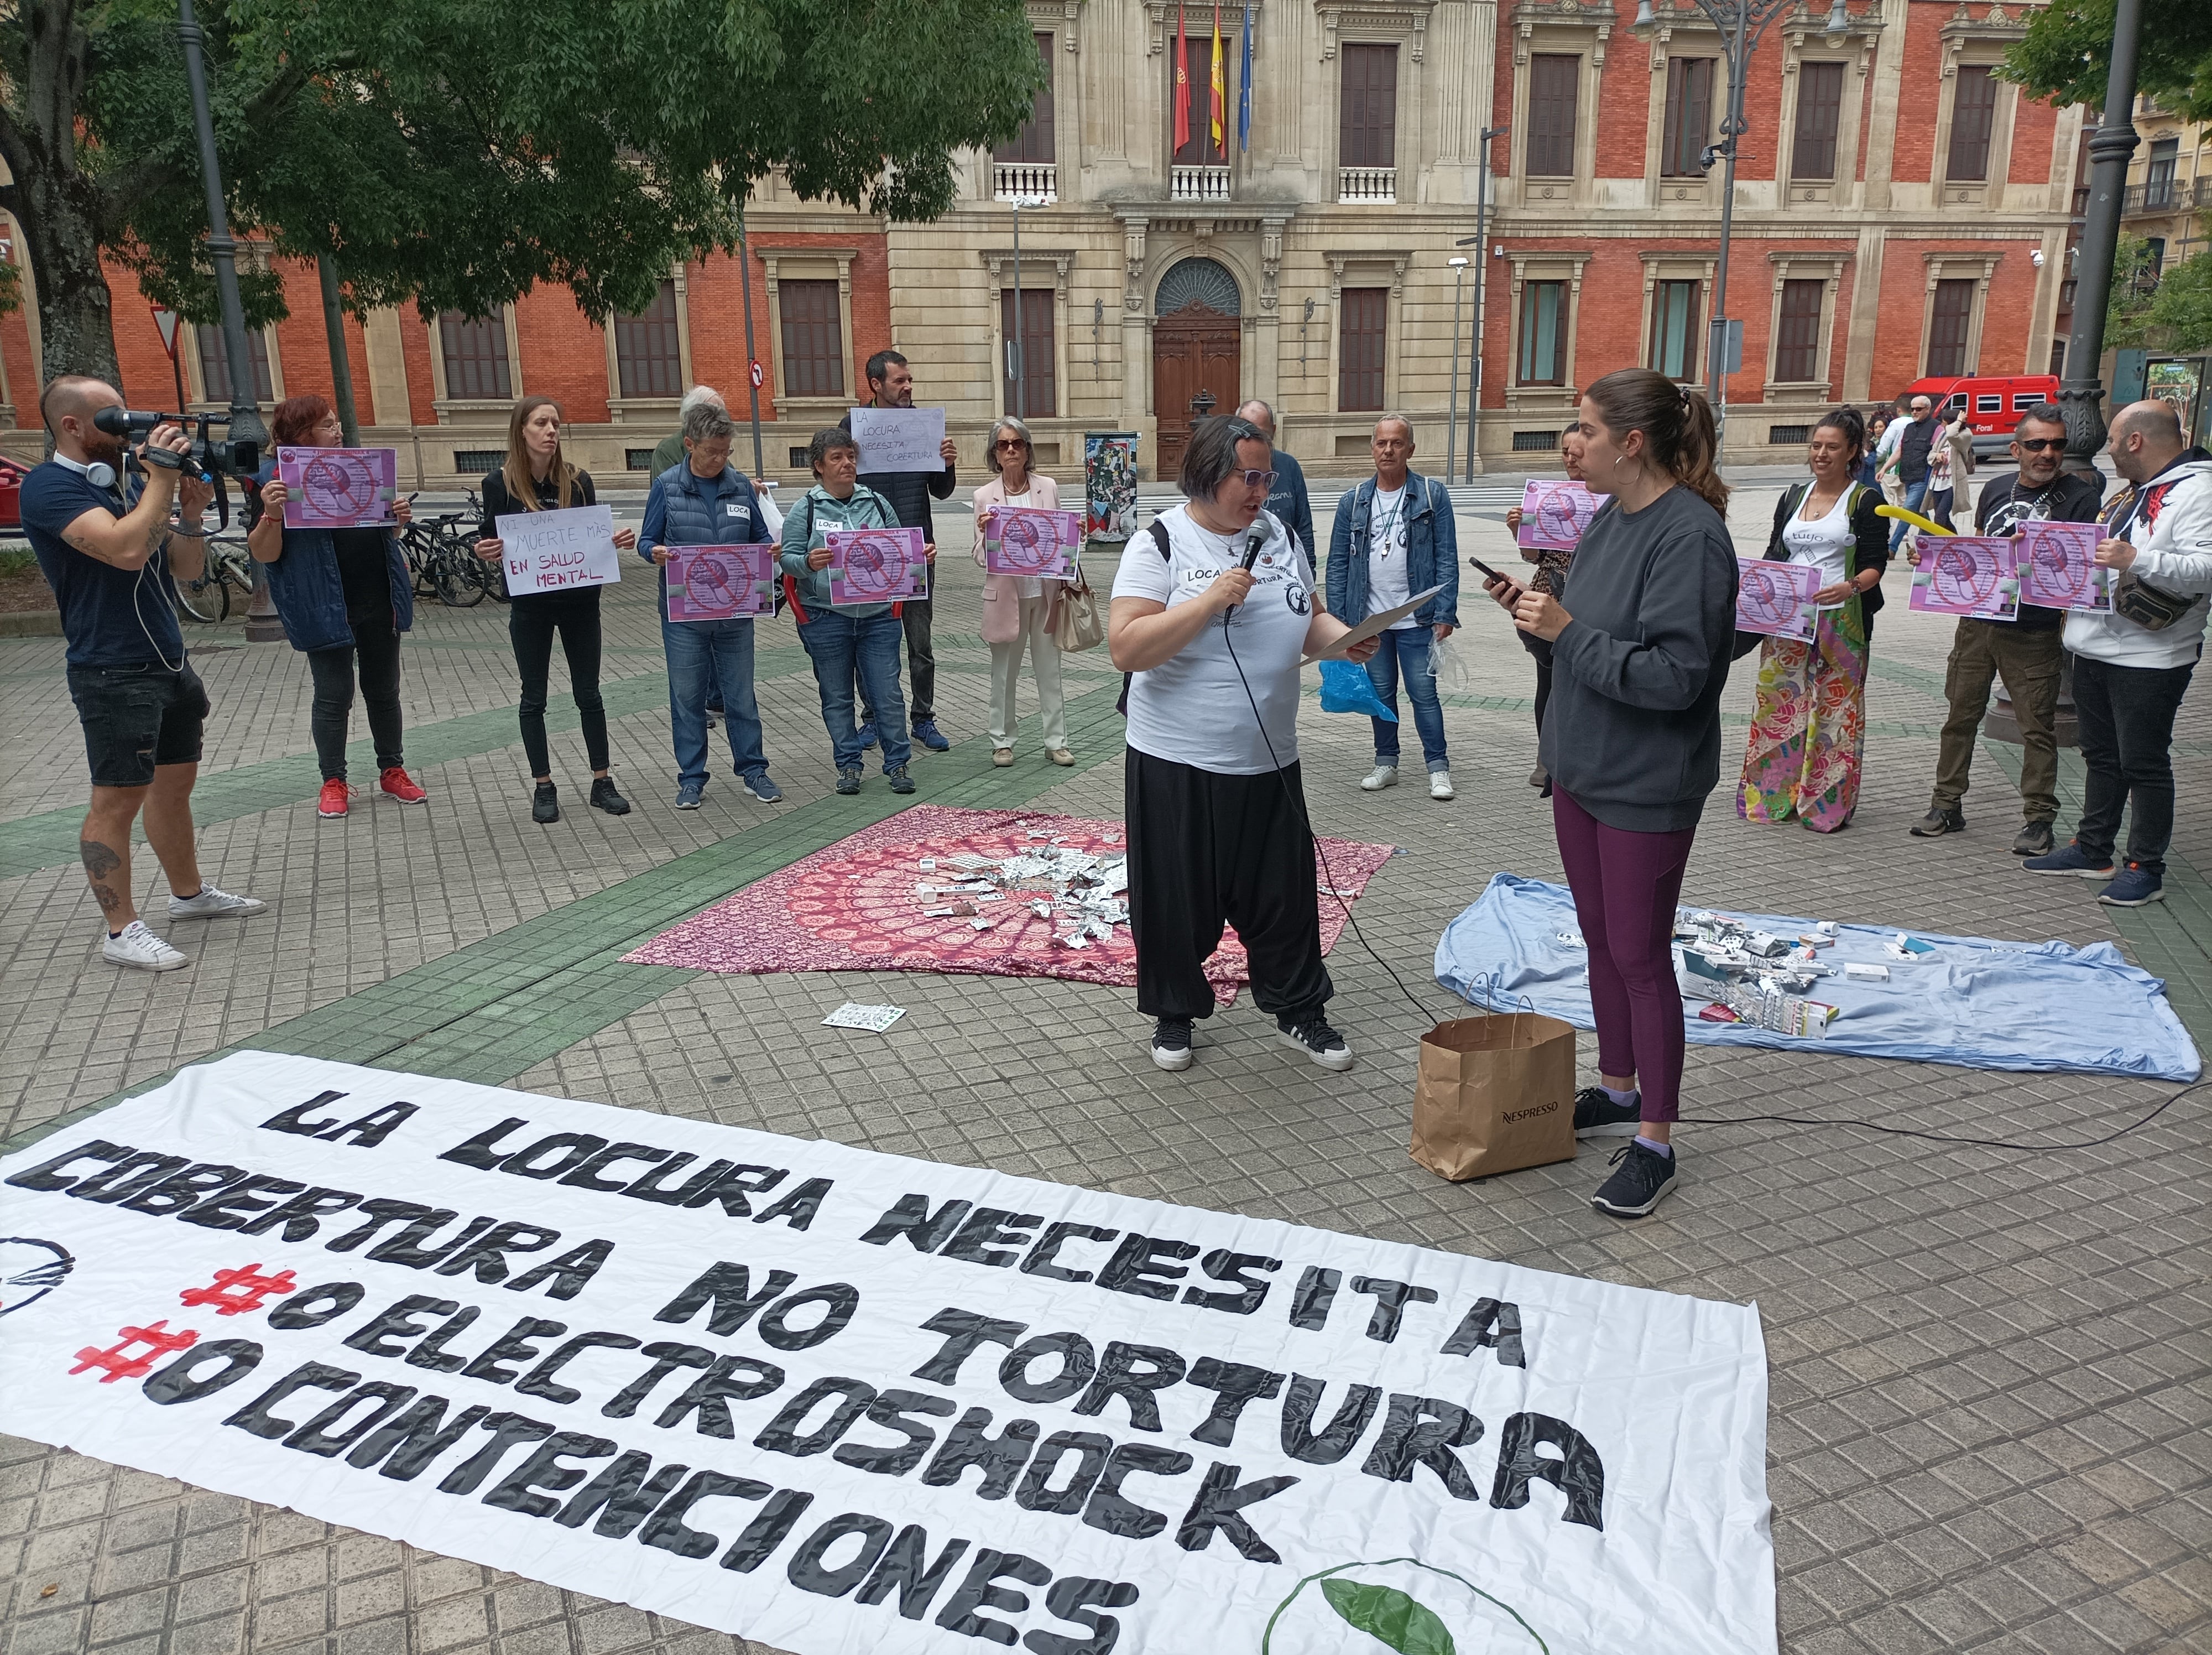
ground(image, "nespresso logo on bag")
xmin=1501 ymin=1101 xmax=1559 ymax=1123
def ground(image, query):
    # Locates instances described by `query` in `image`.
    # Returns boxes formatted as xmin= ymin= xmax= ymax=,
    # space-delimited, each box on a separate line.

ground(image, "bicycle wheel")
xmin=175 ymin=572 xmax=229 ymax=623
xmin=434 ymin=547 xmax=484 ymax=607
xmin=462 ymin=533 xmax=509 ymax=603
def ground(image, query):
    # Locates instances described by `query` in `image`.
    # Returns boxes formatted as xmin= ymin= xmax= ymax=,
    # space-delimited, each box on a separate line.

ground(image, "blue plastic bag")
xmin=1318 ymin=657 xmax=1397 ymax=720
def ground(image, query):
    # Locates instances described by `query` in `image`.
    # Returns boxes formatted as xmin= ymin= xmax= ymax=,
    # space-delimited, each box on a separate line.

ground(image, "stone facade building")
xmin=0 ymin=0 xmax=2088 ymax=483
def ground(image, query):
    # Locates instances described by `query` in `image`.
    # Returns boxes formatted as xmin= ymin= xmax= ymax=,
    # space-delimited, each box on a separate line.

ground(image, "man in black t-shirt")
xmin=21 ymin=375 xmax=265 ymax=972
xmin=1909 ymin=405 xmax=2104 ymax=857
xmin=1886 ymin=394 xmax=1939 ymax=550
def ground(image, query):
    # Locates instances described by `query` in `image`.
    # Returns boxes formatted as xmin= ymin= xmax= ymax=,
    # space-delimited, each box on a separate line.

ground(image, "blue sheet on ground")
xmin=1435 ymin=873 xmax=2201 ymax=1081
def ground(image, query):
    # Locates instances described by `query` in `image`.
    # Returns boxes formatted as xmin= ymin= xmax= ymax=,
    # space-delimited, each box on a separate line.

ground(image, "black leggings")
xmin=307 ymin=619 xmax=405 ymax=782
xmin=508 ymin=590 xmax=609 ymax=778
xmin=1522 ymin=631 xmax=1554 ymax=737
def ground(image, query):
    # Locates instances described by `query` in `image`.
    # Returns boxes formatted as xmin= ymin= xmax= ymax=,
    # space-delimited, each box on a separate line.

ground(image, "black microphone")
xmin=1226 ymin=524 xmax=1266 ymax=621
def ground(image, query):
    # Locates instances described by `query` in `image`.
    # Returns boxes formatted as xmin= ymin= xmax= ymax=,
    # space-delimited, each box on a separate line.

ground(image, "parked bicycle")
xmin=397 ymin=492 xmax=489 ymax=608
xmin=175 ymin=533 xmax=253 ymax=623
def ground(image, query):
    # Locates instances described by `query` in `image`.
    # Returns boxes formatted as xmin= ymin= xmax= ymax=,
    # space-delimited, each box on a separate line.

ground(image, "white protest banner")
xmin=0 ymin=1053 xmax=1776 ymax=1655
xmin=500 ymin=504 xmax=623 ymax=597
xmin=852 ymin=407 xmax=948 ymax=474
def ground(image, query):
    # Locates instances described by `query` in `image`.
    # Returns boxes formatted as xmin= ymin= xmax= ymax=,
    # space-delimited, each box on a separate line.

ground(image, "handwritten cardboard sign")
xmin=1515 ymin=480 xmax=1600 ymax=551
xmin=665 ymin=544 xmax=778 ymax=621
xmin=498 ymin=504 xmax=622 ymax=597
xmin=275 ymin=447 xmax=399 ymax=530
xmin=2015 ymin=521 xmax=2114 ymax=613
xmin=827 ymin=527 xmax=930 ymax=605
xmin=1735 ymin=557 xmax=1821 ymax=642
xmin=1909 ymin=535 xmax=2019 ymax=621
xmin=983 ymin=506 xmax=1081 ymax=581
xmin=850 ymin=407 xmax=947 ymax=473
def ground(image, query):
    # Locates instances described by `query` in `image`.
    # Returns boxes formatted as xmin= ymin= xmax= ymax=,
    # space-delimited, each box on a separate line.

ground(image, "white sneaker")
xmin=168 ymin=884 xmax=267 ymax=920
xmin=103 ymin=920 xmax=189 ymax=972
xmin=1429 ymin=771 xmax=1455 ymax=800
xmin=1360 ymin=765 xmax=1399 ymax=792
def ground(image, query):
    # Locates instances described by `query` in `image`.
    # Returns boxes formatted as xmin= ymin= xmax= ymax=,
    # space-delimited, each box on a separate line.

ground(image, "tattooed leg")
xmin=82 ymin=785 xmax=149 ymax=931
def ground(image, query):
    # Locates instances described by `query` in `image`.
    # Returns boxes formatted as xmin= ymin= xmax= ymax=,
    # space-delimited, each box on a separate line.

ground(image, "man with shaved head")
xmin=2024 ymin=400 xmax=2212 ymax=904
xmin=21 ymin=374 xmax=264 ymax=971
xmin=1237 ymin=399 xmax=1315 ymax=576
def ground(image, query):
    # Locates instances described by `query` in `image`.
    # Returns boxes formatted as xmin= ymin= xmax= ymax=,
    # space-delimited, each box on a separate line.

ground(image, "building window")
xmin=1661 ymin=58 xmax=1715 ymax=179
xmin=1517 ymin=282 xmax=1566 ymax=385
xmin=1773 ymin=279 xmax=1824 ymax=383
xmin=996 ymin=33 xmax=1056 ymax=164
xmin=1000 ymin=288 xmax=1056 ymax=418
xmin=1526 ymin=55 xmax=1579 ymax=178
xmin=778 ymin=278 xmax=845 ymax=398
xmin=1171 ymin=30 xmax=1227 ymax=165
xmin=2146 ymin=138 xmax=2178 ymax=206
xmin=613 ymin=280 xmax=682 ymax=399
xmin=1945 ymin=66 xmax=1997 ymax=183
xmin=2143 ymin=237 xmax=2166 ymax=283
xmin=1790 ymin=61 xmax=1844 ymax=181
xmin=1649 ymin=279 xmax=1700 ymax=380
xmin=1339 ymin=288 xmax=1388 ymax=412
xmin=1339 ymin=44 xmax=1399 ymax=171
xmin=1926 ymin=278 xmax=1974 ymax=375
xmin=195 ymin=325 xmax=273 ymax=404
xmin=438 ymin=312 xmax=512 ymax=400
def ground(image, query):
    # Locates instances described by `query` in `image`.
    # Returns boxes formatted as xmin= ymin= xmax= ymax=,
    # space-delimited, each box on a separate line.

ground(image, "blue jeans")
xmin=798 ymin=610 xmax=911 ymax=772
xmin=1366 ymin=626 xmax=1449 ymax=772
xmin=1887 ymin=475 xmax=1930 ymax=550
xmin=664 ymin=617 xmax=766 ymax=785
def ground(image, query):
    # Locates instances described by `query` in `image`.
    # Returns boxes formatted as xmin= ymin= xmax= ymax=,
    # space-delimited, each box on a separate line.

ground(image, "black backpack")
xmin=1113 ymin=518 xmax=1175 ymax=716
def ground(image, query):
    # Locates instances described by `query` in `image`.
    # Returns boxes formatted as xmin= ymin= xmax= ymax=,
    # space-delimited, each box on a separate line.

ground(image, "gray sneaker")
xmin=1908 ymin=806 xmax=1965 ymax=839
xmin=167 ymin=884 xmax=266 ymax=920
xmin=2012 ymin=820 xmax=2055 ymax=858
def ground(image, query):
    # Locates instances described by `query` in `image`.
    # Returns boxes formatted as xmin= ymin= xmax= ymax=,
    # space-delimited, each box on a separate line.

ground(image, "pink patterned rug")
xmin=621 ymin=805 xmax=1396 ymax=1006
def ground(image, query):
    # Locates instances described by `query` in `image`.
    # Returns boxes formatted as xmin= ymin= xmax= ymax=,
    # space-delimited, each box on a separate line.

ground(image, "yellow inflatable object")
xmin=1874 ymin=503 xmax=1953 ymax=538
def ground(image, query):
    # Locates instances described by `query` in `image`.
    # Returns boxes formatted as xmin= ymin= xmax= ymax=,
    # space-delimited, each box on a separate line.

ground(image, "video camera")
xmin=93 ymin=406 xmax=261 ymax=529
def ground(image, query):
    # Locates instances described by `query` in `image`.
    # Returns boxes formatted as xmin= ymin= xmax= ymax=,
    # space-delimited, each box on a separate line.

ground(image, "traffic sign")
xmin=149 ymin=305 xmax=181 ymax=361
xmin=750 ymin=360 xmax=765 ymax=389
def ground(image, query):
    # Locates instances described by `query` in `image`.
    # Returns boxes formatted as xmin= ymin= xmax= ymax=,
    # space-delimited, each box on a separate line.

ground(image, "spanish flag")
xmin=1209 ymin=3 xmax=1226 ymax=150
xmin=1173 ymin=3 xmax=1190 ymax=150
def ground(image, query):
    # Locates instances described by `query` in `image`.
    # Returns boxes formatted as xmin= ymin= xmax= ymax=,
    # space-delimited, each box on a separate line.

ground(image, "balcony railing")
xmin=1170 ymin=165 xmax=1232 ymax=202
xmin=993 ymin=162 xmax=1058 ymax=204
xmin=1338 ymin=166 xmax=1397 ymax=204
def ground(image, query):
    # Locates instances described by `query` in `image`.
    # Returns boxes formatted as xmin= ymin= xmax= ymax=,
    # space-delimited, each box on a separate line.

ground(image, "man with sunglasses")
xmin=1912 ymin=405 xmax=2103 ymax=855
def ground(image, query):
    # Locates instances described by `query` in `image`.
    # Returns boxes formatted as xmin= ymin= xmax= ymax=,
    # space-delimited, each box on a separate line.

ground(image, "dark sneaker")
xmin=887 ymin=765 xmax=916 ymax=795
xmin=835 ymin=767 xmax=863 ymax=795
xmin=1909 ymin=806 xmax=1965 ymax=838
xmin=1573 ymin=1086 xmax=1642 ymax=1139
xmin=1151 ymin=1017 xmax=1194 ymax=1071
xmin=913 ymin=719 xmax=951 ymax=752
xmin=1276 ymin=1013 xmax=1354 ymax=1072
xmin=860 ymin=724 xmax=880 ymax=751
xmin=742 ymin=772 xmax=784 ymax=803
xmin=2024 ymin=840 xmax=2115 ymax=878
xmin=674 ymin=779 xmax=705 ymax=810
xmin=591 ymin=778 xmax=631 ymax=815
xmin=2012 ymin=820 xmax=2056 ymax=857
xmin=532 ymin=782 xmax=560 ymax=824
xmin=1592 ymin=1141 xmax=1679 ymax=1219
xmin=2099 ymin=862 xmax=2165 ymax=906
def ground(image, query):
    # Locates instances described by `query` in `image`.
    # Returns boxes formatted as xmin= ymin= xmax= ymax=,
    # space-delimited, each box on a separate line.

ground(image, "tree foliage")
xmin=2106 ymin=233 xmax=2161 ymax=350
xmin=2005 ymin=0 xmax=2212 ymax=121
xmin=2144 ymin=252 xmax=2212 ymax=352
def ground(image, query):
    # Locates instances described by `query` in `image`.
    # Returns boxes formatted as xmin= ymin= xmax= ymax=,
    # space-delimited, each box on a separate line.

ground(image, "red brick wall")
xmin=1 ymin=303 xmax=33 ymax=426
xmin=512 ymin=286 xmax=609 ymax=423
xmin=1890 ymin=9 xmax=1944 ymax=187
xmin=1871 ymin=240 xmax=2042 ymax=391
xmin=399 ymin=313 xmax=437 ymax=426
xmin=1594 ymin=9 xmax=1654 ymax=180
xmin=2008 ymin=82 xmax=2057 ymax=186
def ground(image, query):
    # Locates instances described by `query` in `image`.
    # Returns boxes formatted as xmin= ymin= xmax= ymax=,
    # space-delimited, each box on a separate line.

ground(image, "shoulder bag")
xmin=1052 ymin=543 xmax=1109 ymax=653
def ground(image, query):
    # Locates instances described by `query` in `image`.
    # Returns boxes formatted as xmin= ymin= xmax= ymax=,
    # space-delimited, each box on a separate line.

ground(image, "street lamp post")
xmin=1445 ymin=256 xmax=1471 ymax=481
xmin=2058 ymin=0 xmax=2145 ymax=475
xmin=738 ymin=210 xmax=766 ymax=481
xmin=1460 ymin=123 xmax=1511 ymax=483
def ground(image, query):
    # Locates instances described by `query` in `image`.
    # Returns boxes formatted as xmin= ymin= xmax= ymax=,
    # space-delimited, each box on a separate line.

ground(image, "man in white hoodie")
xmin=2025 ymin=402 xmax=2212 ymax=905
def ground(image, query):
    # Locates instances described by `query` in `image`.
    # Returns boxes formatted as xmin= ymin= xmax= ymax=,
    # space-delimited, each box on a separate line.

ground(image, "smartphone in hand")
xmin=1470 ymin=554 xmax=1523 ymax=598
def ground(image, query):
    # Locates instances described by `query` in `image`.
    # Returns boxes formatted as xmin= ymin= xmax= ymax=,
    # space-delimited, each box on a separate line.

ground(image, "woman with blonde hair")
xmin=474 ymin=396 xmax=637 ymax=823
xmin=972 ymin=415 xmax=1072 ymax=767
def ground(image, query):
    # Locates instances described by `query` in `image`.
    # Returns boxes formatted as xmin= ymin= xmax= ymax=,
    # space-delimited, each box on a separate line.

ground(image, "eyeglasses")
xmin=1238 ymin=469 xmax=1280 ymax=490
xmin=2016 ymin=438 xmax=2065 ymax=453
xmin=994 ymin=439 xmax=1027 ymax=451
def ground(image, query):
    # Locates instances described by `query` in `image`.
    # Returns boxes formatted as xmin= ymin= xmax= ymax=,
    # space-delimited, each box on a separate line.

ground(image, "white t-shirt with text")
xmin=1366 ymin=484 xmax=1414 ymax=628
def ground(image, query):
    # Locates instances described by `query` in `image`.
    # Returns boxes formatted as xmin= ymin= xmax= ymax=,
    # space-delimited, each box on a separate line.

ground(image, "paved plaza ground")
xmin=2 ymin=480 xmax=2209 ymax=1655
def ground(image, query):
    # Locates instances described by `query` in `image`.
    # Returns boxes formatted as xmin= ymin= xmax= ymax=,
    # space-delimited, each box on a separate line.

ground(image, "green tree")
xmin=2106 ymin=232 xmax=2162 ymax=350
xmin=2145 ymin=248 xmax=2212 ymax=352
xmin=0 ymin=1 xmax=1042 ymax=388
xmin=2006 ymin=0 xmax=2212 ymax=121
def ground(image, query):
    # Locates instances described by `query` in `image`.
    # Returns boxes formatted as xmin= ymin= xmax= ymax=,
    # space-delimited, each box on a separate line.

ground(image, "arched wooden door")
xmin=1152 ymin=258 xmax=1243 ymax=480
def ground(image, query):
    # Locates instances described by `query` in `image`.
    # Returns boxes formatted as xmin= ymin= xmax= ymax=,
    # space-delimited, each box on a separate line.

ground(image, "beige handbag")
xmin=1052 ymin=563 xmax=1106 ymax=652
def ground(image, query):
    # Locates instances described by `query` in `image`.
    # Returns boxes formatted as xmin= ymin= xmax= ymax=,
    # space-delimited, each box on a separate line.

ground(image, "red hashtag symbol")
xmin=70 ymin=1320 xmax=199 ymax=1383
xmin=179 ymin=1264 xmax=298 ymax=1316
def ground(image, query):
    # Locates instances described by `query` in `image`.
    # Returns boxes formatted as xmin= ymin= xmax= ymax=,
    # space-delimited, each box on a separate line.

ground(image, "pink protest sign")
xmin=1516 ymin=480 xmax=1600 ymax=551
xmin=2015 ymin=521 xmax=2113 ymax=613
xmin=275 ymin=447 xmax=399 ymax=529
xmin=983 ymin=506 xmax=1081 ymax=580
xmin=665 ymin=544 xmax=778 ymax=622
xmin=827 ymin=527 xmax=930 ymax=605
xmin=1910 ymin=535 xmax=2020 ymax=621
xmin=1735 ymin=557 xmax=1821 ymax=641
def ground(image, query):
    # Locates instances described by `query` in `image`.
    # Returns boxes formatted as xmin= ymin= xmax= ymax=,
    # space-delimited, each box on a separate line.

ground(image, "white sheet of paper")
xmin=821 ymin=1001 xmax=907 ymax=1032
xmin=850 ymin=406 xmax=947 ymax=473
xmin=498 ymin=503 xmax=622 ymax=597
xmin=1302 ymin=584 xmax=1446 ymax=663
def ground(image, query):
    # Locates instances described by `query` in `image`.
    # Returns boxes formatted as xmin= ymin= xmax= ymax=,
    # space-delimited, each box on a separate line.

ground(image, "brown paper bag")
xmin=1410 ymin=1011 xmax=1577 ymax=1180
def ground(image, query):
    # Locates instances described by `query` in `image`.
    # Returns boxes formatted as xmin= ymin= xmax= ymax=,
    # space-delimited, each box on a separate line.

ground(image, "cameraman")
xmin=21 ymin=376 xmax=265 ymax=972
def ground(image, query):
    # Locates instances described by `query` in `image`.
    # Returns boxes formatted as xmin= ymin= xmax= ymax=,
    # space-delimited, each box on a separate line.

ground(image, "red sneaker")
xmin=380 ymin=767 xmax=429 ymax=804
xmin=317 ymin=779 xmax=350 ymax=818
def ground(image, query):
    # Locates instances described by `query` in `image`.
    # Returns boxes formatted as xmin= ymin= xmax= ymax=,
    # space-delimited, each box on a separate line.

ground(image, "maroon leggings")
xmin=1552 ymin=788 xmax=1698 ymax=1123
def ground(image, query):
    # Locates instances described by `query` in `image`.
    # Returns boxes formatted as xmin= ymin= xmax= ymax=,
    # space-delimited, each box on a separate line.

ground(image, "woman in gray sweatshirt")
xmin=1480 ymin=367 xmax=1738 ymax=1221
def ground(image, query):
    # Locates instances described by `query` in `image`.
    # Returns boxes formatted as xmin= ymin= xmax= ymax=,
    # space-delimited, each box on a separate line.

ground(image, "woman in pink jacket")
xmin=972 ymin=415 xmax=1073 ymax=767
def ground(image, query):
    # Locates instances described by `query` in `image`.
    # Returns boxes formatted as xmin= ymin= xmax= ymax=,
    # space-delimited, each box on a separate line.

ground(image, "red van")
xmin=1902 ymin=373 xmax=2062 ymax=459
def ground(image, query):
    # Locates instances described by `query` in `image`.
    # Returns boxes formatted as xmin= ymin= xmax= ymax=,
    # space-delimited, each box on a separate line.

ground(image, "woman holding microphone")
xmin=1110 ymin=417 xmax=1376 ymax=1074
xmin=474 ymin=397 xmax=637 ymax=824
xmin=248 ymin=394 xmax=426 ymax=818
xmin=972 ymin=415 xmax=1072 ymax=768
xmin=1482 ymin=369 xmax=1738 ymax=1219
